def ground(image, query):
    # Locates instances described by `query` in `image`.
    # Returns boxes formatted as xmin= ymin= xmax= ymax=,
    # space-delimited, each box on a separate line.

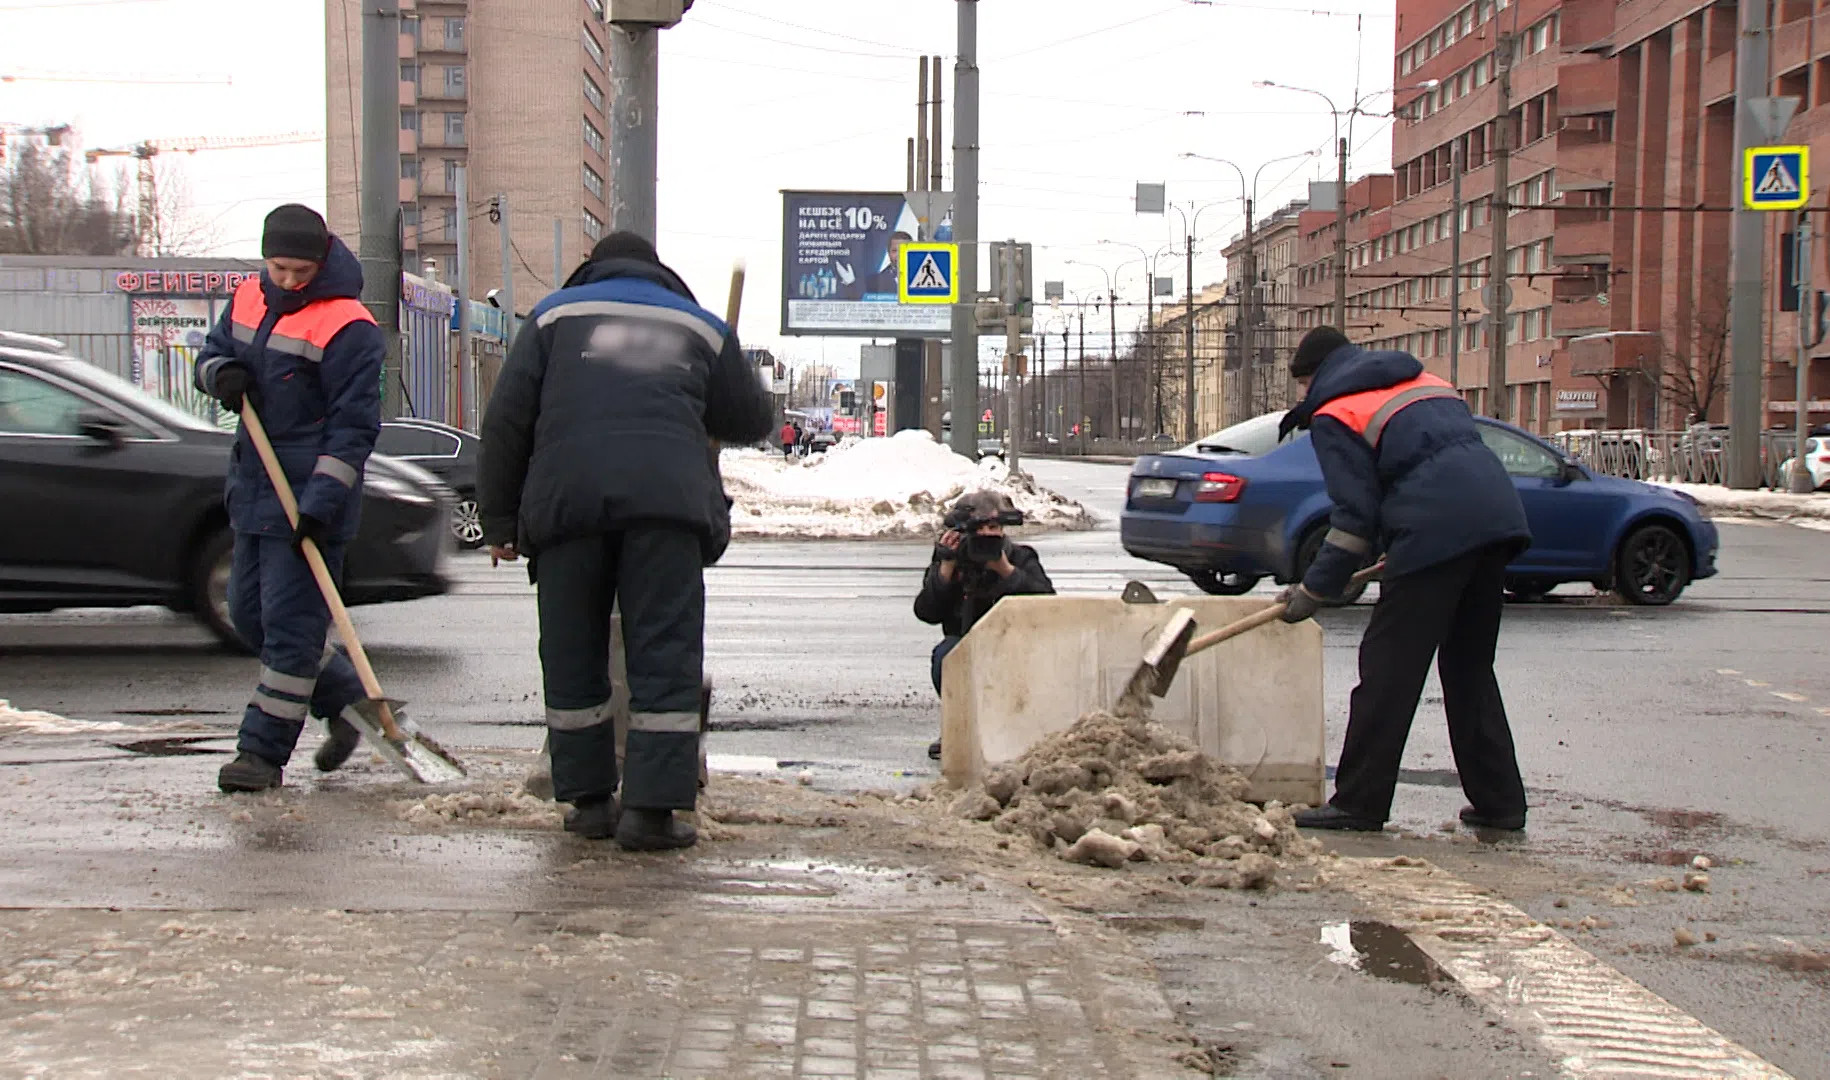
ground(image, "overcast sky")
xmin=3 ymin=0 xmax=1396 ymax=373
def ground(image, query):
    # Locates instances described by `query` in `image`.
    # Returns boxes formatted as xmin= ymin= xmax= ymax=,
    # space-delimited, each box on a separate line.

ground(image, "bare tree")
xmin=1646 ymin=277 xmax=1731 ymax=426
xmin=0 ymin=142 xmax=136 ymax=256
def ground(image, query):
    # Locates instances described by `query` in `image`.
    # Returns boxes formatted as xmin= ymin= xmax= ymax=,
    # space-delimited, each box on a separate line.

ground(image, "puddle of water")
xmin=1320 ymin=921 xmax=1448 ymax=988
xmin=112 ymin=736 xmax=232 ymax=758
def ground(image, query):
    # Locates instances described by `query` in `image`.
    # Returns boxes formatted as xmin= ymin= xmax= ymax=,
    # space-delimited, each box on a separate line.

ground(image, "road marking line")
xmin=1716 ymin=668 xmax=1742 ymax=676
xmin=1338 ymin=858 xmax=1794 ymax=1079
xmin=1745 ymin=679 xmax=1772 ymax=688
xmin=1818 ymin=707 xmax=1830 ymax=717
xmin=1770 ymin=691 xmax=1809 ymax=703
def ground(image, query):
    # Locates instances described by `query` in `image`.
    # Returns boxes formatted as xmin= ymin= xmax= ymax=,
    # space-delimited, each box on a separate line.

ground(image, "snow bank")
xmin=0 ymin=701 xmax=126 ymax=736
xmin=721 ymin=430 xmax=1095 ymax=539
xmin=1652 ymin=481 xmax=1830 ymax=523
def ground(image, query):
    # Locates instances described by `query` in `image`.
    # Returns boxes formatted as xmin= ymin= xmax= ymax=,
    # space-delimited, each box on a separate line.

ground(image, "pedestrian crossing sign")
xmin=899 ymin=242 xmax=958 ymax=304
xmin=1745 ymin=146 xmax=1810 ymax=210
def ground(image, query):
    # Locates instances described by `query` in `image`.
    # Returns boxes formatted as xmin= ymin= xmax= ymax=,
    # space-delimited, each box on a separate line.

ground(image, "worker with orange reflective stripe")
xmin=193 ymin=204 xmax=386 ymax=793
xmin=1277 ymin=327 xmax=1532 ymax=834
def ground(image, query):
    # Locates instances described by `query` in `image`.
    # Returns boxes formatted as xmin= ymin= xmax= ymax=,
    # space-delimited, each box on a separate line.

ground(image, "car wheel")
xmin=1614 ymin=523 xmax=1691 ymax=606
xmin=450 ymin=493 xmax=486 ymax=549
xmin=191 ymin=529 xmax=252 ymax=653
xmin=1184 ymin=569 xmax=1262 ymax=596
xmin=1295 ymin=528 xmax=1369 ymax=606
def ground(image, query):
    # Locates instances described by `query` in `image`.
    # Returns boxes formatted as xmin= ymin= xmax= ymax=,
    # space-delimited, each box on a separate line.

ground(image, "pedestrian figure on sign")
xmin=479 ymin=232 xmax=772 ymax=850
xmin=1278 ymin=326 xmax=1532 ymax=834
xmin=194 ymin=205 xmax=386 ymax=792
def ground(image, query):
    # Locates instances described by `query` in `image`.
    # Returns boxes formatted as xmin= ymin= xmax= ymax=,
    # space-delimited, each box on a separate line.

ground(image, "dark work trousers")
xmin=930 ymin=636 xmax=962 ymax=695
xmin=1329 ymin=542 xmax=1527 ymax=824
xmin=536 ymin=526 xmax=705 ymax=810
xmin=229 ymin=533 xmax=367 ymax=767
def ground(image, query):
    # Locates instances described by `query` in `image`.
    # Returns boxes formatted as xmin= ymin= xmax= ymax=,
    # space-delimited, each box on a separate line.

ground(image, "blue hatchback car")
xmin=1121 ymin=411 xmax=1720 ymax=605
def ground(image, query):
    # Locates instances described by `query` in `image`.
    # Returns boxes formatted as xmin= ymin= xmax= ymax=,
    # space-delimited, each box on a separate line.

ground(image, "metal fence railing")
xmin=1549 ymin=428 xmax=1793 ymax=489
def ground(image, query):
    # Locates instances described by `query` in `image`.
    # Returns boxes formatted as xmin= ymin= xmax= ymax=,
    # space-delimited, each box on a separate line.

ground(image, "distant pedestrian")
xmin=780 ymin=420 xmax=797 ymax=457
xmin=479 ymin=231 xmax=773 ymax=850
xmin=194 ymin=204 xmax=385 ymax=793
xmin=1277 ymin=327 xmax=1531 ymax=833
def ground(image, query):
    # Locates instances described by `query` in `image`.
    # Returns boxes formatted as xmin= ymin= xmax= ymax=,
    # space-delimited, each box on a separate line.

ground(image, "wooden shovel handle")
xmin=239 ymin=405 xmax=403 ymax=741
xmin=708 ymin=262 xmax=746 ymax=457
xmin=1182 ymin=561 xmax=1387 ymax=659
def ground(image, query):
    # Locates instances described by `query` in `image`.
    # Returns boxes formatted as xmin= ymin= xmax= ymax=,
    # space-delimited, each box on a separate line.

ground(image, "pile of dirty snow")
xmin=721 ymin=430 xmax=1094 ymax=539
xmin=950 ymin=711 xmax=1320 ymax=888
xmin=393 ymin=786 xmax=561 ymax=830
xmin=1651 ymin=481 xmax=1830 ymax=525
xmin=0 ymin=701 xmax=126 ymax=737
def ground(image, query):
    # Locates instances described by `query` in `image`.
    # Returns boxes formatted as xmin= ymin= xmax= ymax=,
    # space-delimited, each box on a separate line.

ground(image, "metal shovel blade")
xmin=1116 ymin=607 xmax=1198 ymax=713
xmin=342 ymin=698 xmax=467 ymax=784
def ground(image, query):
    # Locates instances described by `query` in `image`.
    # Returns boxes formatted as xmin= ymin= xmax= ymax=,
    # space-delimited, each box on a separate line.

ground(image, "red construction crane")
xmin=82 ymin=131 xmax=324 ymax=253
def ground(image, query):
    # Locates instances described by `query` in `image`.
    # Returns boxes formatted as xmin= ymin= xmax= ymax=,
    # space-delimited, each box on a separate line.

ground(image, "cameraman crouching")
xmin=913 ymin=491 xmax=1055 ymax=760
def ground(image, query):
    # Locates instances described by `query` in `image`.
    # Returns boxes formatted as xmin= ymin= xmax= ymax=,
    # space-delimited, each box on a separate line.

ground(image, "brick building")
xmin=327 ymin=0 xmax=615 ymax=316
xmin=1286 ymin=1 xmax=1830 ymax=435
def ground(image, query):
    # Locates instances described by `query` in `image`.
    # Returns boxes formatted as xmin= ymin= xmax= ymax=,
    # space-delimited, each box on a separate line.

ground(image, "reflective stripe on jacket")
xmin=1313 ymin=372 xmax=1462 ymax=449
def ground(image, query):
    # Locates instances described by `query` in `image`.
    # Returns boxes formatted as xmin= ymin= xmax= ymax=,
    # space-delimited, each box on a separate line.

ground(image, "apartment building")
xmin=326 ymin=0 xmax=615 ymax=316
xmin=1287 ymin=0 xmax=1830 ymax=434
xmin=1214 ymin=200 xmax=1308 ymax=427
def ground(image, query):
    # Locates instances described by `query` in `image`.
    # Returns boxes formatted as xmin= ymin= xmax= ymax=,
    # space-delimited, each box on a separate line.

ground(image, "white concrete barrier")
xmin=939 ymin=596 xmax=1326 ymax=806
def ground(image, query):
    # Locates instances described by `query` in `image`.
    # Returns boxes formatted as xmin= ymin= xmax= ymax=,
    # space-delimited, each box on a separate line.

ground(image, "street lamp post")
xmin=1180 ymin=151 xmax=1317 ymax=421
xmin=1163 ymin=201 xmax=1232 ymax=440
xmin=1254 ymin=80 xmax=1438 ymax=332
xmin=1101 ymin=241 xmax=1177 ymax=435
xmin=1067 ymin=261 xmax=1124 ymax=441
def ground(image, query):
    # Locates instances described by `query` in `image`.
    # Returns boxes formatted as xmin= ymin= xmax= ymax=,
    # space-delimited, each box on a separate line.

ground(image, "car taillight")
xmin=1193 ymin=472 xmax=1246 ymax=502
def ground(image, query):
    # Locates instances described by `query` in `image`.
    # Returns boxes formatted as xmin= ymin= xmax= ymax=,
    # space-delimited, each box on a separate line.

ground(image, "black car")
xmin=0 ymin=336 xmax=453 ymax=650
xmin=377 ymin=418 xmax=482 ymax=548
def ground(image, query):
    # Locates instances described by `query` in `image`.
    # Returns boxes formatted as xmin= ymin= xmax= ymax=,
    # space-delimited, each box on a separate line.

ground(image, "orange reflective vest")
xmin=228 ymin=277 xmax=374 ymax=362
xmin=1313 ymin=372 xmax=1461 ymax=448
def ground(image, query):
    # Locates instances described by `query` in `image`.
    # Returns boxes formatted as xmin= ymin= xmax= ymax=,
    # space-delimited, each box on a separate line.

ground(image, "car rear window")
xmin=1188 ymin=411 xmax=1289 ymax=457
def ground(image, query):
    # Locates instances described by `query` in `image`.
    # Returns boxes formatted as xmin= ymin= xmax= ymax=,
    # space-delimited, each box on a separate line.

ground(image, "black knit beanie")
xmin=590 ymin=231 xmax=661 ymax=266
xmin=261 ymin=204 xmax=331 ymax=262
xmin=1291 ymin=325 xmax=1350 ymax=379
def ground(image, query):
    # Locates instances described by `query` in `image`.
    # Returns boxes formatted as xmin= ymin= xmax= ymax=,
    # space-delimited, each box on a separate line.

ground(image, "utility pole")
xmin=1077 ymin=308 xmax=1087 ymax=451
xmin=496 ymin=195 xmax=516 ymax=348
xmin=1792 ymin=213 xmax=1815 ymax=492
xmin=607 ymin=5 xmax=664 ymax=241
xmin=916 ymin=59 xmax=929 ymax=198
xmin=949 ymin=1 xmax=980 ymax=457
xmin=1333 ymin=136 xmax=1348 ymax=329
xmin=1449 ymin=140 xmax=1463 ymax=389
xmin=999 ymin=241 xmax=1023 ymax=474
xmin=1184 ymin=241 xmax=1196 ymax=439
xmin=455 ymin=164 xmax=474 ymax=430
xmin=1107 ymin=292 xmax=1119 ymax=439
xmin=1487 ymin=29 xmax=1514 ymax=421
xmin=1727 ymin=0 xmax=1773 ymax=489
xmin=360 ymin=0 xmax=403 ymax=417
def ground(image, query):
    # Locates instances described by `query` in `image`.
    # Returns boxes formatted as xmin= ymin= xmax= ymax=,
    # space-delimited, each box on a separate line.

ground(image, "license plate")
xmin=1137 ymin=477 xmax=1178 ymax=498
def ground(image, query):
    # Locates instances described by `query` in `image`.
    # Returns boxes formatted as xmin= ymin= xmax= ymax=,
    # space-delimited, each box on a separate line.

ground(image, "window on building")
xmin=400 ymin=108 xmax=419 ymax=132
xmin=402 ymin=205 xmax=420 ymax=226
xmin=583 ymin=27 xmax=605 ymax=69
xmin=444 ymin=112 xmax=465 ymax=144
xmin=444 ymin=17 xmax=465 ymax=50
xmin=404 ymin=13 xmax=421 ymax=45
xmin=444 ymin=65 xmax=465 ymax=96
xmin=583 ymin=117 xmax=605 ymax=157
xmin=584 ymin=74 xmax=605 ymax=111
xmin=1459 ymin=7 xmax=1473 ymax=35
xmin=583 ymin=208 xmax=604 ymax=240
xmin=583 ymin=163 xmax=604 ymax=199
xmin=400 ymin=61 xmax=418 ymax=86
xmin=401 ymin=156 xmax=418 ymax=180
xmin=444 ymin=159 xmax=459 ymax=189
xmin=443 ymin=206 xmax=458 ymax=243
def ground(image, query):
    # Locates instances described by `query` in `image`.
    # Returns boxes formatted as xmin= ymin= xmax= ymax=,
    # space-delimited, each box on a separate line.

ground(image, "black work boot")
xmin=927 ymin=739 xmax=943 ymax=761
xmin=1459 ymin=805 xmax=1527 ymax=831
xmin=615 ymin=808 xmax=697 ymax=851
xmin=564 ymin=796 xmax=622 ymax=839
xmin=313 ymin=715 xmax=361 ymax=773
xmin=218 ymin=752 xmax=283 ymax=793
xmin=1293 ymin=804 xmax=1385 ymax=832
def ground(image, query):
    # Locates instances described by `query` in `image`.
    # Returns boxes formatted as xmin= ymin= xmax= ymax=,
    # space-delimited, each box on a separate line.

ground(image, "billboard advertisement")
xmin=780 ymin=190 xmax=953 ymax=338
xmin=129 ymin=297 xmax=213 ymax=399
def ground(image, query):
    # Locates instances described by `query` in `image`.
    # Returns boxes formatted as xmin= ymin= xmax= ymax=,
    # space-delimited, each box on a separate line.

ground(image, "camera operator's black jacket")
xmin=913 ymin=544 xmax=1055 ymax=637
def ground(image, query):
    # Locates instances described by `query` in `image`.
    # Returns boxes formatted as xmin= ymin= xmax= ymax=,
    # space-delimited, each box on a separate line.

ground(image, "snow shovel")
xmin=1119 ymin=561 xmax=1387 ymax=709
xmin=238 ymin=403 xmax=466 ymax=783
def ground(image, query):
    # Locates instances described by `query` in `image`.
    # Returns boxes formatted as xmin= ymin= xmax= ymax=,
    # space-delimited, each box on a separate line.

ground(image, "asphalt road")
xmin=2 ymin=458 xmax=1827 ymax=1074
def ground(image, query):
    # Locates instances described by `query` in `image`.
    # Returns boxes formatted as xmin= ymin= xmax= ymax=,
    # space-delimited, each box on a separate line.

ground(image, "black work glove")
xmin=212 ymin=363 xmax=258 ymax=414
xmin=1278 ymin=584 xmax=1322 ymax=624
xmin=291 ymin=513 xmax=331 ymax=556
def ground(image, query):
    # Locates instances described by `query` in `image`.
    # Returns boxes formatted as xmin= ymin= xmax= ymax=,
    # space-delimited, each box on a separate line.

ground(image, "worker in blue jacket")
xmin=194 ymin=204 xmax=385 ymax=793
xmin=1278 ymin=326 xmax=1532 ymax=833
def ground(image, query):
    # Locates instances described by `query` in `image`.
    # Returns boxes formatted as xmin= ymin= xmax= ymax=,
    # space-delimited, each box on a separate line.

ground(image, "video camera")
xmin=943 ymin=504 xmax=1025 ymax=533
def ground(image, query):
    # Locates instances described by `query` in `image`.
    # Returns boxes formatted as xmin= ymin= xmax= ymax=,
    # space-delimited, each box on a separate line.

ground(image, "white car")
xmin=1777 ymin=436 xmax=1830 ymax=491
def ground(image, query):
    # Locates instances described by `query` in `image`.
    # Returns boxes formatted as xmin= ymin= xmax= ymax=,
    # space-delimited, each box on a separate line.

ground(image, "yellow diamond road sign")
xmin=898 ymin=242 xmax=958 ymax=304
xmin=1744 ymin=145 xmax=1809 ymax=210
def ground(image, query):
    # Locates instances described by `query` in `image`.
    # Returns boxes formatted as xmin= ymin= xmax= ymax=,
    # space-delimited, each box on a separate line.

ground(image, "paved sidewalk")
xmin=0 ymin=733 xmax=1197 ymax=1079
